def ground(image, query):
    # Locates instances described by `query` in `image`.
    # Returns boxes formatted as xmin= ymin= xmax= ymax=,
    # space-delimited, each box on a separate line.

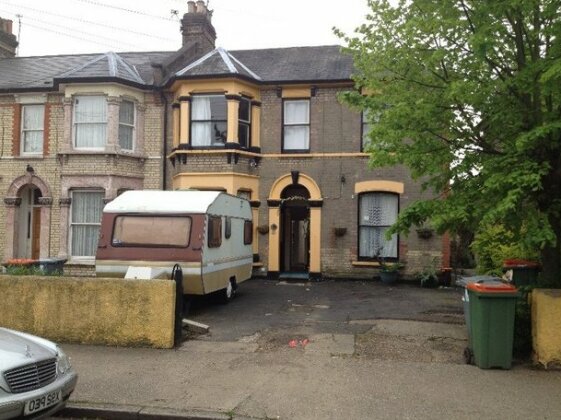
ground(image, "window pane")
xmin=192 ymin=95 xmax=227 ymax=120
xmin=284 ymin=126 xmax=309 ymax=150
xmin=23 ymin=105 xmax=44 ymax=130
xmin=119 ymin=101 xmax=134 ymax=125
xmin=359 ymin=193 xmax=398 ymax=226
xmin=72 ymin=192 xmax=104 ymax=223
xmin=244 ymin=221 xmax=253 ymax=245
xmin=359 ymin=226 xmax=397 ymax=258
xmin=119 ymin=125 xmax=133 ymax=150
xmin=237 ymin=190 xmax=251 ymax=200
xmin=113 ymin=216 xmax=191 ymax=247
xmin=71 ymin=225 xmax=100 ymax=257
xmin=208 ymin=216 xmax=222 ymax=248
xmin=74 ymin=96 xmax=106 ymax=123
xmin=75 ymin=123 xmax=107 ymax=148
xmin=238 ymin=123 xmax=250 ymax=148
xmin=23 ymin=131 xmax=43 ymax=153
xmin=239 ymin=98 xmax=250 ymax=122
xmin=284 ymin=100 xmax=309 ymax=124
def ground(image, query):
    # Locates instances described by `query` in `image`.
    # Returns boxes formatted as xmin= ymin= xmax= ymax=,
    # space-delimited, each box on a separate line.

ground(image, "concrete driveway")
xmin=185 ymin=278 xmax=467 ymax=363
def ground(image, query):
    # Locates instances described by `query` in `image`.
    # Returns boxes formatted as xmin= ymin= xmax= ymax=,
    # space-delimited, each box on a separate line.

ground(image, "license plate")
xmin=24 ymin=389 xmax=62 ymax=415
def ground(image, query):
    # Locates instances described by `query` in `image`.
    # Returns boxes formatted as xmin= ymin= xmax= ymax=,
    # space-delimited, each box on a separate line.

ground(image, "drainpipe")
xmin=160 ymin=89 xmax=168 ymax=190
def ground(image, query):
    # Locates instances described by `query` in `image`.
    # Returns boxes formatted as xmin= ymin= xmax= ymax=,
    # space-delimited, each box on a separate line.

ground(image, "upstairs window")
xmin=359 ymin=192 xmax=399 ymax=259
xmin=283 ymin=99 xmax=310 ymax=152
xmin=21 ymin=105 xmax=44 ymax=155
xmin=73 ymin=96 xmax=107 ymax=149
xmin=191 ymin=95 xmax=227 ymax=147
xmin=238 ymin=97 xmax=251 ymax=149
xmin=118 ymin=100 xmax=135 ymax=151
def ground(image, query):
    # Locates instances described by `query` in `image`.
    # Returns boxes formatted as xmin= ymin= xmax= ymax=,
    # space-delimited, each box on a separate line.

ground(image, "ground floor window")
xmin=70 ymin=190 xmax=104 ymax=257
xmin=359 ymin=192 xmax=398 ymax=259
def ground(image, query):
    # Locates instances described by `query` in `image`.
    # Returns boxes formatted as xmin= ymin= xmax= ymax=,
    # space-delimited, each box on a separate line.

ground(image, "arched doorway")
xmin=280 ymin=185 xmax=310 ymax=273
xmin=16 ymin=185 xmax=42 ymax=259
xmin=267 ymin=172 xmax=323 ymax=279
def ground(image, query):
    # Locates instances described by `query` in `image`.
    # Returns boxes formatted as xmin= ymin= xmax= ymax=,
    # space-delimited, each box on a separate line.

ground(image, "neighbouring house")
xmin=0 ymin=2 xmax=450 ymax=279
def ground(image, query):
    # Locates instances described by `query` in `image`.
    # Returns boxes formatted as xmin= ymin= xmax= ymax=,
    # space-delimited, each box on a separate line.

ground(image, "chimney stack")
xmin=180 ymin=1 xmax=216 ymax=53
xmin=0 ymin=17 xmax=18 ymax=58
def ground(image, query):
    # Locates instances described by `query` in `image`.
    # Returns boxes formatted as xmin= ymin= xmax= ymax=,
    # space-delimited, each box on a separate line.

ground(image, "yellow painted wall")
xmin=174 ymin=79 xmax=261 ymax=101
xmin=0 ymin=276 xmax=176 ymax=349
xmin=354 ymin=180 xmax=404 ymax=194
xmin=173 ymin=172 xmax=260 ymax=197
xmin=532 ymin=289 xmax=561 ymax=368
xmin=282 ymin=87 xmax=311 ymax=98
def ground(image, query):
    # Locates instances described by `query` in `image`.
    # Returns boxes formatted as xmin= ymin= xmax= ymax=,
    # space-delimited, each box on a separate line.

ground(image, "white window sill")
xmin=66 ymin=258 xmax=95 ymax=266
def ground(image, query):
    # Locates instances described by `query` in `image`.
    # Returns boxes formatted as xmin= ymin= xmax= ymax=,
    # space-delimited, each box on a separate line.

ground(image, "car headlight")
xmin=56 ymin=346 xmax=72 ymax=375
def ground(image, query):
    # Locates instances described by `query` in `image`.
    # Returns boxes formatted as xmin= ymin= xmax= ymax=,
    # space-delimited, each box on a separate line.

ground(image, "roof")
xmin=103 ymin=190 xmax=224 ymax=214
xmin=0 ymin=45 xmax=352 ymax=92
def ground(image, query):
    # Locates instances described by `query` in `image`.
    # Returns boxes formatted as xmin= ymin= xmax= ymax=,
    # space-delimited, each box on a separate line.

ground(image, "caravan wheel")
xmin=220 ymin=279 xmax=236 ymax=304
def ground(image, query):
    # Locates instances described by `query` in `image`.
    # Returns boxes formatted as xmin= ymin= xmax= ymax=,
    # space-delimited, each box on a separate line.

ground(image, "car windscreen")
xmin=112 ymin=215 xmax=191 ymax=247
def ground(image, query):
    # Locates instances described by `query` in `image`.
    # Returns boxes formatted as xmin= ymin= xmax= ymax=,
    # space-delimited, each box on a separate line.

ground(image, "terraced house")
xmin=0 ymin=2 xmax=449 ymax=279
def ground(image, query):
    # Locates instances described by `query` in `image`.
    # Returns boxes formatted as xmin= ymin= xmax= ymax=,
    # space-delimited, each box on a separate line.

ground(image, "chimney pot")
xmin=196 ymin=1 xmax=206 ymax=14
xmin=187 ymin=1 xmax=196 ymax=13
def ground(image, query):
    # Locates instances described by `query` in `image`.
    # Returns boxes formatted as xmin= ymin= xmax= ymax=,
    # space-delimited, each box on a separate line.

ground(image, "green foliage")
xmin=471 ymin=224 xmax=539 ymax=275
xmin=4 ymin=264 xmax=60 ymax=276
xmin=416 ymin=257 xmax=439 ymax=287
xmin=338 ymin=0 xmax=561 ymax=285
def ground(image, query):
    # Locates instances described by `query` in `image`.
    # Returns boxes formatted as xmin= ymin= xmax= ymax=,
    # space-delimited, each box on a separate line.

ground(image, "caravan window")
xmin=244 ymin=220 xmax=253 ymax=245
xmin=208 ymin=216 xmax=222 ymax=248
xmin=112 ymin=215 xmax=191 ymax=247
xmin=225 ymin=217 xmax=232 ymax=239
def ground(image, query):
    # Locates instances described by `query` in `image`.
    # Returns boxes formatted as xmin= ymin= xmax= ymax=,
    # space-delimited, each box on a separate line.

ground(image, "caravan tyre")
xmin=220 ymin=279 xmax=235 ymax=304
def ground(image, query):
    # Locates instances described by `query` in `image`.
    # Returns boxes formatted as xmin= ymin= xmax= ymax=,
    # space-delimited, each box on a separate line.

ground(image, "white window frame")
xmin=69 ymin=190 xmax=104 ymax=260
xmin=118 ymin=99 xmax=136 ymax=151
xmin=21 ymin=104 xmax=44 ymax=156
xmin=72 ymin=95 xmax=107 ymax=150
xmin=283 ymin=99 xmax=310 ymax=152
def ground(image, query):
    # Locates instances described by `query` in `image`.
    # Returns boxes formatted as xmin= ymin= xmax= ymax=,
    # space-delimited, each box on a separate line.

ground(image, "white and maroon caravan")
xmin=95 ymin=190 xmax=253 ymax=301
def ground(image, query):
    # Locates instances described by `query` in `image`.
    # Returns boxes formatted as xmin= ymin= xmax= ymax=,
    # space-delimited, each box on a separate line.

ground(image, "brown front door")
xmin=31 ymin=207 xmax=41 ymax=259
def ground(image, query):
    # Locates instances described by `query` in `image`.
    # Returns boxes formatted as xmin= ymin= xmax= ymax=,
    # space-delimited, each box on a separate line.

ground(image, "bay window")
xmin=118 ymin=100 xmax=135 ymax=150
xmin=73 ymin=96 xmax=107 ymax=149
xmin=191 ymin=95 xmax=227 ymax=147
xmin=283 ymin=99 xmax=310 ymax=152
xmin=359 ymin=192 xmax=399 ymax=259
xmin=21 ymin=105 xmax=44 ymax=155
xmin=70 ymin=190 xmax=104 ymax=257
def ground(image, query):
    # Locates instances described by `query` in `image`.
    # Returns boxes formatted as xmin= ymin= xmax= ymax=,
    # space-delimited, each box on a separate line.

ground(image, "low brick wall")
xmin=532 ymin=289 xmax=561 ymax=368
xmin=0 ymin=275 xmax=175 ymax=349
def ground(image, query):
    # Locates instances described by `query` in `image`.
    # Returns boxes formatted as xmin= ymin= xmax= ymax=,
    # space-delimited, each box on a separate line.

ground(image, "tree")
xmin=338 ymin=0 xmax=561 ymax=286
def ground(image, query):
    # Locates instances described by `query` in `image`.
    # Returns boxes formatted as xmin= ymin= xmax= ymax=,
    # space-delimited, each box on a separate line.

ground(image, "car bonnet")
xmin=0 ymin=329 xmax=57 ymax=371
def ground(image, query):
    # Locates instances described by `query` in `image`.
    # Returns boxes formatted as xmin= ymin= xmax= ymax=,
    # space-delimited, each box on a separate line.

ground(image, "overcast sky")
xmin=0 ymin=0 xmax=372 ymax=57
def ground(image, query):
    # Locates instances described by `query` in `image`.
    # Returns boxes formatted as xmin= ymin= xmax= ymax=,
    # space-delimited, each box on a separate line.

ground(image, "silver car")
xmin=0 ymin=328 xmax=77 ymax=419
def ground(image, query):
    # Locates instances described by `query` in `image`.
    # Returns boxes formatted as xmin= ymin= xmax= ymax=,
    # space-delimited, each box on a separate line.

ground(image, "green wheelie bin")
xmin=466 ymin=281 xmax=518 ymax=369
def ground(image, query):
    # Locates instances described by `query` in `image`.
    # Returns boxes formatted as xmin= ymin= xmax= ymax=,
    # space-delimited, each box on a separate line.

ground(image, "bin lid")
xmin=467 ymin=281 xmax=517 ymax=293
xmin=456 ymin=275 xmax=502 ymax=288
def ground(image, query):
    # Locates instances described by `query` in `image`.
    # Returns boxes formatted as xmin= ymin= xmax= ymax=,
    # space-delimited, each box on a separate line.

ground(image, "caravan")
xmin=95 ymin=190 xmax=253 ymax=301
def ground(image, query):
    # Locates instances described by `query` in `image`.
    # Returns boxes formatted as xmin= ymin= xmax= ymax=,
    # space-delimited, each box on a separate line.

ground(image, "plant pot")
xmin=379 ymin=271 xmax=398 ymax=284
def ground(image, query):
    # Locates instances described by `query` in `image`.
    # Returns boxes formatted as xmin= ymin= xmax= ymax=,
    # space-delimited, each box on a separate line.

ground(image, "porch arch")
xmin=267 ymin=172 xmax=322 ymax=278
xmin=3 ymin=174 xmax=52 ymax=261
